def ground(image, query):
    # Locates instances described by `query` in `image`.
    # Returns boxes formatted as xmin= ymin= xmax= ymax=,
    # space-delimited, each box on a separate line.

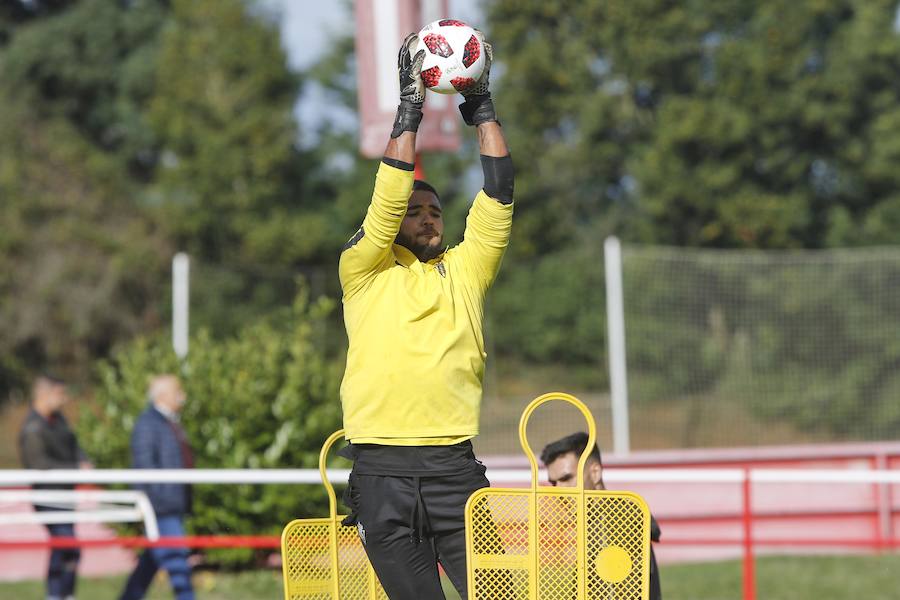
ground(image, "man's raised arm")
xmin=455 ymin=38 xmax=514 ymax=291
xmin=339 ymin=34 xmax=425 ymax=298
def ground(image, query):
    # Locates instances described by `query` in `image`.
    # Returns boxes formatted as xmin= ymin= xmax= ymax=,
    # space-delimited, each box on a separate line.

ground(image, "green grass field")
xmin=2 ymin=554 xmax=900 ymax=599
xmin=664 ymin=553 xmax=900 ymax=600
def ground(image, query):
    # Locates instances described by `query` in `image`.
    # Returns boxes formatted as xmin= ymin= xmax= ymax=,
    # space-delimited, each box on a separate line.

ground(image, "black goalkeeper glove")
xmin=459 ymin=33 xmax=497 ymax=126
xmin=391 ymin=32 xmax=426 ymax=138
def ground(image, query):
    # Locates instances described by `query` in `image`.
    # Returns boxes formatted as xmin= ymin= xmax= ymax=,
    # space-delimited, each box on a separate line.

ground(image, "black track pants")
xmin=345 ymin=468 xmax=489 ymax=600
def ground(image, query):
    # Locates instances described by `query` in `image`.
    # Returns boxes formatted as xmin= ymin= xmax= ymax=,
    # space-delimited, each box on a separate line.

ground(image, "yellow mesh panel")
xmin=469 ymin=492 xmax=531 ymax=598
xmin=466 ymin=489 xmax=649 ymax=599
xmin=537 ymin=494 xmax=578 ymax=598
xmin=335 ymin=523 xmax=378 ymax=597
xmin=281 ymin=518 xmax=385 ymax=599
xmin=586 ymin=495 xmax=648 ymax=598
xmin=465 ymin=392 xmax=652 ymax=599
xmin=281 ymin=519 xmax=333 ymax=599
xmin=280 ymin=430 xmax=385 ymax=599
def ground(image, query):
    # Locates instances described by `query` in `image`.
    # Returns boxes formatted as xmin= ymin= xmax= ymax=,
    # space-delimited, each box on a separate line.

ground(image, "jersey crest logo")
xmin=436 ymin=262 xmax=446 ymax=278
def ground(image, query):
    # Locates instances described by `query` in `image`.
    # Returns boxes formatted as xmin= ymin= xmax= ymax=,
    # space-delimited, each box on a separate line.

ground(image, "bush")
xmin=77 ymin=287 xmax=344 ymax=566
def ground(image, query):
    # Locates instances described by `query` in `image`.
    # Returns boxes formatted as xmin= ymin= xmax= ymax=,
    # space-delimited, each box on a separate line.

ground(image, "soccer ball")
xmin=415 ymin=19 xmax=486 ymax=95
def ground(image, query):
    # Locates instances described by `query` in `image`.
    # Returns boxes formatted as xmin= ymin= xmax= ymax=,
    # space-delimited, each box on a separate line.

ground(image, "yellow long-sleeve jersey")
xmin=339 ymin=161 xmax=513 ymax=445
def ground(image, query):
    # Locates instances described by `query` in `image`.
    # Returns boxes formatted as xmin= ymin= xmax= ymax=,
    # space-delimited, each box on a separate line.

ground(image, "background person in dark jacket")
xmin=541 ymin=432 xmax=663 ymax=600
xmin=18 ymin=373 xmax=92 ymax=600
xmin=119 ymin=374 xmax=195 ymax=600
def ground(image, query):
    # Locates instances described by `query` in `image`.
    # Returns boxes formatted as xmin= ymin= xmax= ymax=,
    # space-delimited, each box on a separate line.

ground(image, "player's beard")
xmin=396 ymin=230 xmax=443 ymax=262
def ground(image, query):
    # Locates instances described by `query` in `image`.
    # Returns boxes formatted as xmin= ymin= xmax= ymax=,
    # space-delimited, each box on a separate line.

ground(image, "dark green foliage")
xmin=487 ymin=0 xmax=900 ymax=249
xmin=1 ymin=0 xmax=168 ymax=170
xmin=77 ymin=289 xmax=343 ymax=566
xmin=0 ymin=100 xmax=171 ymax=396
xmin=146 ymin=0 xmax=350 ymax=336
xmin=489 ymin=247 xmax=607 ymax=370
xmin=0 ymin=0 xmax=326 ymax=396
xmin=5 ymin=0 xmax=900 ymax=449
xmin=623 ymin=246 xmax=900 ymax=440
xmin=480 ymin=1 xmax=900 ymax=441
xmin=0 ymin=0 xmax=172 ymax=396
xmin=0 ymin=1 xmax=78 ymax=45
xmin=149 ymin=0 xmax=300 ymax=261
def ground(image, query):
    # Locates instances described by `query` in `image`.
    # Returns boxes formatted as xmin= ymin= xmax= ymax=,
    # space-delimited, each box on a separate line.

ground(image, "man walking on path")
xmin=119 ymin=375 xmax=195 ymax=600
xmin=19 ymin=373 xmax=92 ymax=600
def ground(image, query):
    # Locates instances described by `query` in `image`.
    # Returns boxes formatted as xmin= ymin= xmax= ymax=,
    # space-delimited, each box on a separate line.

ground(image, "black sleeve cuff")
xmin=481 ymin=154 xmax=514 ymax=204
xmin=381 ymin=157 xmax=415 ymax=172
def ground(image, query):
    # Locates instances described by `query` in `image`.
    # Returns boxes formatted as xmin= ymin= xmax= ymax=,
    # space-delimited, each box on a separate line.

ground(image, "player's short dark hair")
xmin=413 ymin=179 xmax=441 ymax=204
xmin=540 ymin=432 xmax=602 ymax=467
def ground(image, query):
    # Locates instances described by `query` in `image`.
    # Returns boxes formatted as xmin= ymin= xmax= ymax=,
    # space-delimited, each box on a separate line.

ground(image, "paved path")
xmin=0 ymin=501 xmax=135 ymax=582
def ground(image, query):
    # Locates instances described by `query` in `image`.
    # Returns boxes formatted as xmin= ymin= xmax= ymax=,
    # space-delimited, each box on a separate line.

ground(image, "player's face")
xmin=546 ymin=452 xmax=604 ymax=490
xmin=397 ymin=190 xmax=444 ymax=262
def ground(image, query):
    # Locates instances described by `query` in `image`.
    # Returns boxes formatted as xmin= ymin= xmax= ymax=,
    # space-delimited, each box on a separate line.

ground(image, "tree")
xmin=486 ymin=0 xmax=900 ymax=250
xmin=0 ymin=0 xmax=329 ymax=397
xmin=0 ymin=0 xmax=173 ymax=398
xmin=1 ymin=0 xmax=169 ymax=174
xmin=145 ymin=0 xmax=357 ymax=334
xmin=149 ymin=0 xmax=299 ymax=261
xmin=0 ymin=0 xmax=77 ymax=45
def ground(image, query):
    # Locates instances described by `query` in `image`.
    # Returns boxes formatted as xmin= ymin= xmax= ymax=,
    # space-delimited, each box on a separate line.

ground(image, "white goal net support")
xmin=613 ymin=240 xmax=900 ymax=450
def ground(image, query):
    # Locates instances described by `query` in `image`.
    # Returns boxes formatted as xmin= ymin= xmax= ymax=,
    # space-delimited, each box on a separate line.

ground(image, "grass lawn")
xmin=0 ymin=569 xmax=283 ymax=600
xmin=3 ymin=553 xmax=899 ymax=599
xmin=0 ymin=569 xmax=462 ymax=599
xmin=663 ymin=553 xmax=900 ymax=600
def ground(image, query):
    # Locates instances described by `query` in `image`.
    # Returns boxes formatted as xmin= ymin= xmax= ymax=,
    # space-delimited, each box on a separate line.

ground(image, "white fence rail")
xmin=3 ymin=467 xmax=900 ymax=485
xmin=0 ymin=489 xmax=159 ymax=540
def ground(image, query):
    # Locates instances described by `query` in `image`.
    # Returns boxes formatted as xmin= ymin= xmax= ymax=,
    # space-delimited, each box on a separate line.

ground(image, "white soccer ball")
xmin=415 ymin=19 xmax=486 ymax=95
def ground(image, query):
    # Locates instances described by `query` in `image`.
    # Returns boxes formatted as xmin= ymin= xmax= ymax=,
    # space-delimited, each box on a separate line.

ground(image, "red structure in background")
xmin=354 ymin=0 xmax=460 ymax=159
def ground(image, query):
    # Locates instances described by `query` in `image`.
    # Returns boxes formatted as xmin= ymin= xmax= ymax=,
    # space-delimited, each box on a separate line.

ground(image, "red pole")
xmin=742 ymin=468 xmax=756 ymax=600
xmin=874 ymin=453 xmax=892 ymax=551
xmin=887 ymin=454 xmax=896 ymax=550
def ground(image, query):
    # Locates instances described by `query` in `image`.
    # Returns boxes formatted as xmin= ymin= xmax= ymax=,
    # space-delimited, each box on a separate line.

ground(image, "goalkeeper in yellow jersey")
xmin=338 ymin=30 xmax=513 ymax=600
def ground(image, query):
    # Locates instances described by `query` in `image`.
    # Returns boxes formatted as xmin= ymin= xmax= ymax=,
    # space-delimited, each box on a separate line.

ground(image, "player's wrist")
xmin=391 ymin=100 xmax=424 ymax=138
xmin=459 ymin=93 xmax=497 ymax=126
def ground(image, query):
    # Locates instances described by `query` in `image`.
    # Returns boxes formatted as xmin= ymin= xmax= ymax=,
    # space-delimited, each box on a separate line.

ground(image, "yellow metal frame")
xmin=464 ymin=392 xmax=651 ymax=599
xmin=280 ymin=429 xmax=385 ymax=599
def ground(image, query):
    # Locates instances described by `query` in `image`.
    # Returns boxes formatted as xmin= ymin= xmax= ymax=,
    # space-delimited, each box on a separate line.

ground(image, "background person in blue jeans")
xmin=119 ymin=374 xmax=195 ymax=600
xmin=18 ymin=373 xmax=93 ymax=600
